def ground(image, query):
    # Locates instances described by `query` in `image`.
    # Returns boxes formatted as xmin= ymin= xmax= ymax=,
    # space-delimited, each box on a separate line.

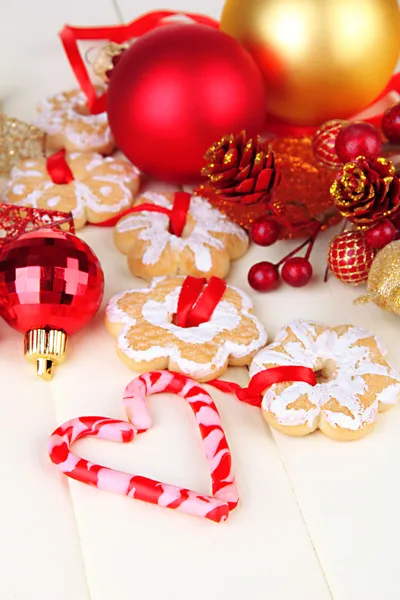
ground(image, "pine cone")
xmin=331 ymin=156 xmax=400 ymax=226
xmin=92 ymin=42 xmax=128 ymax=82
xmin=0 ymin=114 xmax=46 ymax=175
xmin=201 ymin=131 xmax=281 ymax=205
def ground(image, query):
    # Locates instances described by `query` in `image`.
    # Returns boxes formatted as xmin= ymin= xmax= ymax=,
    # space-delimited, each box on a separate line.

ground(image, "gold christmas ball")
xmin=220 ymin=0 xmax=400 ymax=126
xmin=356 ymin=241 xmax=400 ymax=315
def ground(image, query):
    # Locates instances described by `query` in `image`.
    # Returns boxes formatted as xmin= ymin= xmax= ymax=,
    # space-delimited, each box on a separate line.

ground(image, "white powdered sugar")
xmin=250 ymin=320 xmax=400 ymax=431
xmin=115 ymin=192 xmax=248 ymax=272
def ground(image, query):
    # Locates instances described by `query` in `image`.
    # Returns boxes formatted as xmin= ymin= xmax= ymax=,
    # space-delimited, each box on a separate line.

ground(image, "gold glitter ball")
xmin=355 ymin=241 xmax=400 ymax=315
xmin=0 ymin=114 xmax=46 ymax=175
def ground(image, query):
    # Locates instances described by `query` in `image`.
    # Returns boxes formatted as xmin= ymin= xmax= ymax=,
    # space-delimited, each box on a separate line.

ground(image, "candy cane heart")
xmin=48 ymin=372 xmax=239 ymax=523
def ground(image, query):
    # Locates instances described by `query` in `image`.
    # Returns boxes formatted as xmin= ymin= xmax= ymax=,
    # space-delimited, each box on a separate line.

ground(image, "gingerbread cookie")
xmin=114 ymin=191 xmax=249 ymax=280
xmin=106 ymin=276 xmax=267 ymax=382
xmin=250 ymin=320 xmax=400 ymax=440
xmin=1 ymin=152 xmax=140 ymax=229
xmin=34 ymin=88 xmax=114 ymax=154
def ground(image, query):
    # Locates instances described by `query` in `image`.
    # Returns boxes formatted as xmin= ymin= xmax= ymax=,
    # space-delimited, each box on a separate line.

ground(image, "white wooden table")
xmin=1 ymin=1 xmax=400 ymax=599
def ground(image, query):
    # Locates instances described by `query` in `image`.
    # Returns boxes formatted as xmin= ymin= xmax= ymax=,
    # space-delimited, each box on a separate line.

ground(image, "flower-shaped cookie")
xmin=34 ymin=88 xmax=114 ymax=154
xmin=106 ymin=276 xmax=267 ymax=382
xmin=2 ymin=152 xmax=140 ymax=229
xmin=114 ymin=191 xmax=249 ymax=280
xmin=250 ymin=320 xmax=400 ymax=440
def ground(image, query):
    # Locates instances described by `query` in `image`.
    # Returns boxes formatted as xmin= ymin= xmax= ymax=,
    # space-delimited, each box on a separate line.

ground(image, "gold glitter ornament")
xmin=0 ymin=114 xmax=46 ymax=175
xmin=356 ymin=241 xmax=400 ymax=315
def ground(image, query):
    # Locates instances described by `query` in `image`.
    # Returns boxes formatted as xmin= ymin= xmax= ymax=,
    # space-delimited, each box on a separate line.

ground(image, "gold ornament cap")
xmin=24 ymin=329 xmax=67 ymax=380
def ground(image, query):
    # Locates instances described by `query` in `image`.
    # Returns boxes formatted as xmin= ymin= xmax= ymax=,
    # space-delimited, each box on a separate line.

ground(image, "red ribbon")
xmin=93 ymin=191 xmax=191 ymax=234
xmin=176 ymin=276 xmax=227 ymax=328
xmin=209 ymin=366 xmax=317 ymax=407
xmin=59 ymin=11 xmax=220 ymax=114
xmin=46 ymin=149 xmax=74 ymax=185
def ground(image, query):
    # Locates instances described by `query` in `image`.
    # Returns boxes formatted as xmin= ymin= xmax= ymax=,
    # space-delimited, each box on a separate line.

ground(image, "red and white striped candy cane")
xmin=49 ymin=371 xmax=238 ymax=523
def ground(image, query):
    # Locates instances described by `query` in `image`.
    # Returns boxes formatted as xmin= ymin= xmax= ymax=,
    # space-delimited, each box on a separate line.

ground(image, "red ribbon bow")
xmin=176 ymin=276 xmax=227 ymax=328
xmin=94 ymin=191 xmax=191 ymax=235
xmin=46 ymin=149 xmax=74 ymax=185
xmin=59 ymin=11 xmax=220 ymax=115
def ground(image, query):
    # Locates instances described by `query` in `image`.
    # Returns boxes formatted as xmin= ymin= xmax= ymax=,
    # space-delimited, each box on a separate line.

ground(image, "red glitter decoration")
xmin=0 ymin=203 xmax=74 ymax=247
xmin=0 ymin=228 xmax=104 ymax=334
xmin=267 ymin=136 xmax=340 ymax=238
xmin=327 ymin=230 xmax=375 ymax=285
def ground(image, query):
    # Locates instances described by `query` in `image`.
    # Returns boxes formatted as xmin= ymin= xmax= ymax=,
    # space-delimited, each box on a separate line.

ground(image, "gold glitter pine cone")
xmin=356 ymin=240 xmax=400 ymax=315
xmin=331 ymin=155 xmax=400 ymax=226
xmin=0 ymin=114 xmax=46 ymax=175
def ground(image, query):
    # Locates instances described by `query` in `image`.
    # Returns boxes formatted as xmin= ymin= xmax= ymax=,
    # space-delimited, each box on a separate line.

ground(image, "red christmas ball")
xmin=250 ymin=217 xmax=281 ymax=246
xmin=0 ymin=229 xmax=104 ymax=334
xmin=281 ymin=257 xmax=313 ymax=287
xmin=107 ymin=24 xmax=267 ymax=185
xmin=335 ymin=122 xmax=382 ymax=163
xmin=327 ymin=230 xmax=375 ymax=285
xmin=312 ymin=120 xmax=346 ymax=167
xmin=364 ymin=219 xmax=396 ymax=249
xmin=382 ymin=103 xmax=400 ymax=144
xmin=248 ymin=261 xmax=280 ymax=292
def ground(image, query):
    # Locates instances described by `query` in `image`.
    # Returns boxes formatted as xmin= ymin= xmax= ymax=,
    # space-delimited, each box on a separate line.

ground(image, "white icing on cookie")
xmin=34 ymin=89 xmax=113 ymax=151
xmin=12 ymin=184 xmax=26 ymax=195
xmin=106 ymin=277 xmax=267 ymax=380
xmin=250 ymin=320 xmax=400 ymax=431
xmin=116 ymin=192 xmax=248 ymax=272
xmin=2 ymin=153 xmax=140 ymax=223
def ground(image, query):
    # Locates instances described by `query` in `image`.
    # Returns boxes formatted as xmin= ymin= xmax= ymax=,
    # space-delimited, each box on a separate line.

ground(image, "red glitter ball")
xmin=0 ymin=229 xmax=104 ymax=334
xmin=335 ymin=122 xmax=382 ymax=163
xmin=327 ymin=230 xmax=375 ymax=285
xmin=382 ymin=103 xmax=400 ymax=144
xmin=364 ymin=219 xmax=396 ymax=250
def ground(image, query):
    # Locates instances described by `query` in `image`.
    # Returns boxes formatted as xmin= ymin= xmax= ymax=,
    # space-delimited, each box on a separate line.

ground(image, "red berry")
xmin=335 ymin=122 xmax=382 ymax=163
xmin=382 ymin=103 xmax=400 ymax=144
xmin=364 ymin=219 xmax=396 ymax=249
xmin=248 ymin=261 xmax=280 ymax=292
xmin=281 ymin=257 xmax=313 ymax=287
xmin=250 ymin=217 xmax=281 ymax=246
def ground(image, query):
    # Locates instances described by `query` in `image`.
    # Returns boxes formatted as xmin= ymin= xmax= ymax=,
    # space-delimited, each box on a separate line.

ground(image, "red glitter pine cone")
xmin=201 ymin=131 xmax=281 ymax=205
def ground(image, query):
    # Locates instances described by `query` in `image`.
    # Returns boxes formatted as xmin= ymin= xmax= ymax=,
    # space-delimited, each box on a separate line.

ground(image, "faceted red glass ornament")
xmin=0 ymin=228 xmax=104 ymax=334
xmin=0 ymin=228 xmax=104 ymax=379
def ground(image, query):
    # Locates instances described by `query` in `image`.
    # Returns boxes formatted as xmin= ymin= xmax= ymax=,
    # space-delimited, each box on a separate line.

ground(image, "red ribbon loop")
xmin=59 ymin=11 xmax=220 ymax=115
xmin=209 ymin=366 xmax=317 ymax=407
xmin=92 ymin=191 xmax=191 ymax=232
xmin=169 ymin=192 xmax=191 ymax=237
xmin=176 ymin=276 xmax=227 ymax=328
xmin=46 ymin=149 xmax=74 ymax=185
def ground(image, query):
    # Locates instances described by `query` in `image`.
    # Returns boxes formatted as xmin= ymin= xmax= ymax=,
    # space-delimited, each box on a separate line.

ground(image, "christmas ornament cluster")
xmin=1 ymin=2 xmax=400 ymax=388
